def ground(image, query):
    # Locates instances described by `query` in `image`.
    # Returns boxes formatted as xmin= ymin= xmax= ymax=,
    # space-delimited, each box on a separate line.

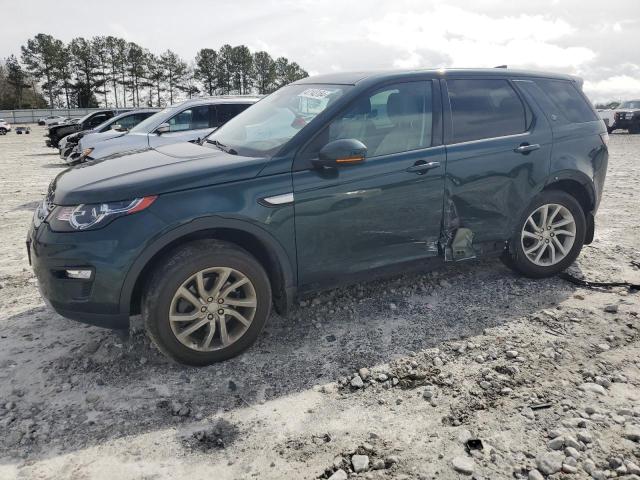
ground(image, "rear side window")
xmin=216 ymin=104 xmax=251 ymax=126
xmin=447 ymin=79 xmax=527 ymax=143
xmin=534 ymin=79 xmax=597 ymax=123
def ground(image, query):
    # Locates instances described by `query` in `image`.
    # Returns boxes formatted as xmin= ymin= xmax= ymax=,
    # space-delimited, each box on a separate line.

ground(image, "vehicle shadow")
xmin=12 ymin=200 xmax=40 ymax=211
xmin=25 ymin=153 xmax=59 ymax=157
xmin=40 ymin=163 xmax=68 ymax=168
xmin=0 ymin=258 xmax=578 ymax=463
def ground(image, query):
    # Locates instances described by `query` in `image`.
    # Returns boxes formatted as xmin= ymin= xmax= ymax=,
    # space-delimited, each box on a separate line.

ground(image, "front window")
xmin=130 ymin=107 xmax=175 ymax=133
xmin=204 ymin=84 xmax=351 ymax=157
xmin=620 ymin=101 xmax=640 ymax=109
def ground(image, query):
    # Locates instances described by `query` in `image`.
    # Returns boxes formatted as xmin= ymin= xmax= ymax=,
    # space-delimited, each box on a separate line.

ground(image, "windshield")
xmin=130 ymin=107 xmax=175 ymax=133
xmin=620 ymin=101 xmax=640 ymax=109
xmin=205 ymin=84 xmax=351 ymax=157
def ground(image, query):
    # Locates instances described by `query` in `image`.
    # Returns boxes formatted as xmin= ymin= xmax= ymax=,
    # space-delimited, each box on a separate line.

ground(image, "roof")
xmin=295 ymin=68 xmax=579 ymax=85
xmin=176 ymin=95 xmax=262 ymax=107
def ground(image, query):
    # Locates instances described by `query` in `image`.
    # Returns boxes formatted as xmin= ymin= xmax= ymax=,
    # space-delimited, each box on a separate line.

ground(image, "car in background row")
xmin=60 ymin=109 xmax=159 ymax=162
xmin=596 ymin=106 xmax=617 ymax=134
xmin=76 ymin=96 xmax=258 ymax=163
xmin=16 ymin=126 xmax=31 ymax=134
xmin=39 ymin=115 xmax=69 ymax=127
xmin=45 ymin=109 xmax=130 ymax=149
xmin=0 ymin=119 xmax=12 ymax=135
xmin=613 ymin=99 xmax=640 ymax=134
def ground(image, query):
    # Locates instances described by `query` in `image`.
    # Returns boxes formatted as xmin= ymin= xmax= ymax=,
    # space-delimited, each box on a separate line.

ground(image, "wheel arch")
xmin=121 ymin=217 xmax=296 ymax=318
xmin=542 ymin=175 xmax=595 ymax=244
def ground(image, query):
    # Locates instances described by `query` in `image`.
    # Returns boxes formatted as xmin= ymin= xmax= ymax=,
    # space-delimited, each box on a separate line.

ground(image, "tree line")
xmin=0 ymin=56 xmax=47 ymax=109
xmin=1 ymin=33 xmax=309 ymax=110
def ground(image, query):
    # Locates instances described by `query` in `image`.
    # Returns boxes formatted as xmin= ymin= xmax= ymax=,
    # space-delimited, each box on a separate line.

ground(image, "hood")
xmin=49 ymin=123 xmax=81 ymax=135
xmin=51 ymin=142 xmax=268 ymax=205
xmin=87 ymin=132 xmax=148 ymax=159
xmin=81 ymin=130 xmax=127 ymax=146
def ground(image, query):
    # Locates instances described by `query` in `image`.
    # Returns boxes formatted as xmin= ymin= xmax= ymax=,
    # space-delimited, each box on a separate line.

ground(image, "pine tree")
xmin=160 ymin=50 xmax=187 ymax=104
xmin=194 ymin=48 xmax=218 ymax=95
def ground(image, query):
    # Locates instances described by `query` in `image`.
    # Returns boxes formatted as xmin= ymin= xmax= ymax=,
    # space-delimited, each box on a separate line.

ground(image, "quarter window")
xmin=534 ymin=79 xmax=597 ymax=124
xmin=300 ymin=81 xmax=433 ymax=163
xmin=447 ymin=79 xmax=527 ymax=143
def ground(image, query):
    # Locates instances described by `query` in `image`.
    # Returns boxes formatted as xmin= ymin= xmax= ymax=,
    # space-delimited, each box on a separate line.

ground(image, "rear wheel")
xmin=502 ymin=190 xmax=586 ymax=278
xmin=0 ymin=128 xmax=6 ymax=135
xmin=629 ymin=124 xmax=640 ymax=134
xmin=142 ymin=240 xmax=272 ymax=366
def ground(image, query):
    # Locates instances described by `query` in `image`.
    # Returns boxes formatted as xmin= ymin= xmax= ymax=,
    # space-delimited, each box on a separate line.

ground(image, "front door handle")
xmin=514 ymin=143 xmax=540 ymax=154
xmin=406 ymin=161 xmax=441 ymax=174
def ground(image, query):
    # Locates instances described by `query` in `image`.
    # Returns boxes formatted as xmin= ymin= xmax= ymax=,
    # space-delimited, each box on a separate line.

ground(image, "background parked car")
xmin=15 ymin=126 xmax=31 ymax=134
xmin=39 ymin=115 xmax=68 ymax=127
xmin=597 ymin=105 xmax=618 ymax=133
xmin=60 ymin=109 xmax=159 ymax=161
xmin=0 ymin=119 xmax=12 ymax=135
xmin=45 ymin=109 xmax=129 ymax=148
xmin=613 ymin=99 xmax=640 ymax=134
xmin=77 ymin=97 xmax=258 ymax=163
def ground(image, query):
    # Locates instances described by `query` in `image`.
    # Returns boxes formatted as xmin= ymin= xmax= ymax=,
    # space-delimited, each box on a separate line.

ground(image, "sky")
xmin=2 ymin=0 xmax=639 ymax=103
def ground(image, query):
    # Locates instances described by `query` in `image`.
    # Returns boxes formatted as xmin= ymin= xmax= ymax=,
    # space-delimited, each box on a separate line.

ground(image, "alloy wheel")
xmin=169 ymin=267 xmax=257 ymax=351
xmin=520 ymin=203 xmax=576 ymax=267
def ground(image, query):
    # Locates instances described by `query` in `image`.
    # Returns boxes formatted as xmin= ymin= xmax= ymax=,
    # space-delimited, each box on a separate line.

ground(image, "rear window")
xmin=534 ymin=79 xmax=597 ymax=124
xmin=447 ymin=79 xmax=527 ymax=143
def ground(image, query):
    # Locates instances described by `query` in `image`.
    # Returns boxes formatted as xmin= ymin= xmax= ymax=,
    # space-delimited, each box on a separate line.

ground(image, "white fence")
xmin=0 ymin=108 xmax=106 ymax=124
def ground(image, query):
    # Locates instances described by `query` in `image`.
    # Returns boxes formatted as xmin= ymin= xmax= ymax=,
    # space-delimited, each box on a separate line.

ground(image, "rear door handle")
xmin=514 ymin=143 xmax=540 ymax=154
xmin=406 ymin=161 xmax=441 ymax=174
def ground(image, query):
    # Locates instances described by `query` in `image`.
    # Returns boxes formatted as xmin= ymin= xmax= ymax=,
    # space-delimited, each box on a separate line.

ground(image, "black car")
xmin=613 ymin=100 xmax=640 ymax=134
xmin=45 ymin=110 xmax=129 ymax=148
xmin=29 ymin=68 xmax=608 ymax=366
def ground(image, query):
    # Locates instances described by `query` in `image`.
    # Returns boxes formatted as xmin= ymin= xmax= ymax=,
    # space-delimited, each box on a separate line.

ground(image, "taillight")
xmin=599 ymin=132 xmax=609 ymax=146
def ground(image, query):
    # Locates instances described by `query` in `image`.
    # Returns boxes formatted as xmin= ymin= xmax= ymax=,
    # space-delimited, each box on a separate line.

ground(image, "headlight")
xmin=48 ymin=196 xmax=157 ymax=231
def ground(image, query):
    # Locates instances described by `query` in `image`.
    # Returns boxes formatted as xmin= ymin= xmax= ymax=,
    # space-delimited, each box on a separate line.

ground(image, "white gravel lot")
xmin=0 ymin=126 xmax=638 ymax=480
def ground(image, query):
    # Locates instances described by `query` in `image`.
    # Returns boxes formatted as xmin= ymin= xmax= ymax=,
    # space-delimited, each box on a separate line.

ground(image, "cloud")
xmin=584 ymin=75 xmax=640 ymax=103
xmin=1 ymin=0 xmax=639 ymax=102
xmin=363 ymin=6 xmax=595 ymax=69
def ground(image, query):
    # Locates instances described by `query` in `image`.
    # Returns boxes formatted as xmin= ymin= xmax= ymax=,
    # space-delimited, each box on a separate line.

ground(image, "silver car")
xmin=75 ymin=96 xmax=260 ymax=163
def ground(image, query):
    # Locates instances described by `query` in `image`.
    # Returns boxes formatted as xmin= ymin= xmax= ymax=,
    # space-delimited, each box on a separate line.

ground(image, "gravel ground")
xmin=0 ymin=127 xmax=638 ymax=480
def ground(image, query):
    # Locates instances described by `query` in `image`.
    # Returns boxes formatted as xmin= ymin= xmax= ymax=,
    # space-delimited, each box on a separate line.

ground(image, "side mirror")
xmin=111 ymin=124 xmax=124 ymax=131
xmin=313 ymin=138 xmax=367 ymax=168
xmin=155 ymin=123 xmax=170 ymax=135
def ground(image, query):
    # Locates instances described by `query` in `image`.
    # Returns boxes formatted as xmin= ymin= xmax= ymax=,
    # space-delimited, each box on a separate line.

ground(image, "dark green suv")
xmin=28 ymin=69 xmax=609 ymax=365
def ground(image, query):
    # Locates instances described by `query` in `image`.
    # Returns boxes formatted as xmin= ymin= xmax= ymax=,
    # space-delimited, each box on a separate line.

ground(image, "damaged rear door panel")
xmin=441 ymin=77 xmax=553 ymax=260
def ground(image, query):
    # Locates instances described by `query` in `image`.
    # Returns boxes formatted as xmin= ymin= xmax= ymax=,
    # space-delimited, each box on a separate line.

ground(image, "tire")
xmin=0 ymin=128 xmax=6 ymax=135
xmin=629 ymin=124 xmax=640 ymax=134
xmin=607 ymin=127 xmax=614 ymax=134
xmin=501 ymin=190 xmax=586 ymax=278
xmin=142 ymin=239 xmax=272 ymax=366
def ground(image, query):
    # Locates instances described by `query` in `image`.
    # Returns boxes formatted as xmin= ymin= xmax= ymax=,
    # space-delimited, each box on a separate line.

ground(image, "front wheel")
xmin=0 ymin=128 xmax=6 ymax=135
xmin=502 ymin=190 xmax=586 ymax=278
xmin=142 ymin=240 xmax=272 ymax=366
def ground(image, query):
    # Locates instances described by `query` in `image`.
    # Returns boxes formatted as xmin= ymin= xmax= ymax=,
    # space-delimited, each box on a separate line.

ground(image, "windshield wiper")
xmin=205 ymin=139 xmax=237 ymax=155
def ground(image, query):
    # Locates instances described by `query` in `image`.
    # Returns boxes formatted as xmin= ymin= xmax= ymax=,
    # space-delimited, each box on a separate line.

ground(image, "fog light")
xmin=65 ymin=269 xmax=92 ymax=280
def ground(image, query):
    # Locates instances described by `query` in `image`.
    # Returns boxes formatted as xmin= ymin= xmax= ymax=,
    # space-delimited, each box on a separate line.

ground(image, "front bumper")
xmin=613 ymin=117 xmax=639 ymax=129
xmin=27 ymin=220 xmax=144 ymax=330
